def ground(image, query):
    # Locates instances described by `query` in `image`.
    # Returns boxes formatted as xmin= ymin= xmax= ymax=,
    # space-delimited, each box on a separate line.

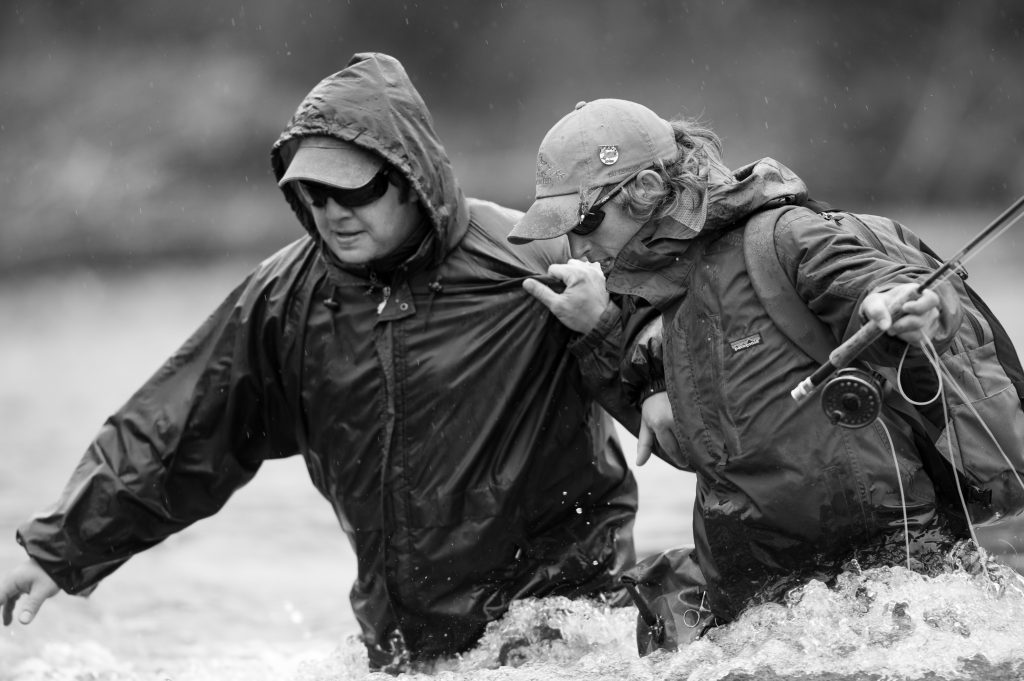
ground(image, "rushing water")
xmin=2 ymin=253 xmax=1023 ymax=681
xmin=5 ymin=555 xmax=1024 ymax=680
xmin=323 ymin=557 xmax=1024 ymax=681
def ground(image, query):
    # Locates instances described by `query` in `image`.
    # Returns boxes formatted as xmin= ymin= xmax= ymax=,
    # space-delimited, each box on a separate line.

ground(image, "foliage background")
xmin=1 ymin=0 xmax=1022 ymax=273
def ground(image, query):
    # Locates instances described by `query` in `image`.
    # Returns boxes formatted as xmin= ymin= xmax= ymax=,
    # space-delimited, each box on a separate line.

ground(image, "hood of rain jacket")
xmin=271 ymin=52 xmax=471 ymax=274
xmin=606 ymin=157 xmax=809 ymax=302
xmin=18 ymin=52 xmax=638 ymax=669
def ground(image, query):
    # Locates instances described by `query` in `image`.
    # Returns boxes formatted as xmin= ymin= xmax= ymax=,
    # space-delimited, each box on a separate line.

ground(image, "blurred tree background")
xmin=1 ymin=0 xmax=1021 ymax=273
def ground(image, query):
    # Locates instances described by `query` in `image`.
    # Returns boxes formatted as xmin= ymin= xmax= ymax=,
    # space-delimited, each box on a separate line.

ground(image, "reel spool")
xmin=820 ymin=368 xmax=883 ymax=428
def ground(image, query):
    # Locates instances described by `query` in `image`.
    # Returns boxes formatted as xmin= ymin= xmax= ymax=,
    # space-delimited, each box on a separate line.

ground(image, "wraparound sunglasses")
xmin=296 ymin=167 xmax=391 ymax=209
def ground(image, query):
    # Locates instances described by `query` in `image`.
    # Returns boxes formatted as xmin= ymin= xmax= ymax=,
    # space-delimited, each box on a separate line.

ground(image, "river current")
xmin=5 ymin=553 xmax=1024 ymax=680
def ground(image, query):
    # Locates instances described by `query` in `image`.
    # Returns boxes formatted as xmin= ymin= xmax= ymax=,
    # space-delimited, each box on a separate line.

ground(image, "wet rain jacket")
xmin=17 ymin=53 xmax=638 ymax=664
xmin=614 ymin=158 xmax=965 ymax=631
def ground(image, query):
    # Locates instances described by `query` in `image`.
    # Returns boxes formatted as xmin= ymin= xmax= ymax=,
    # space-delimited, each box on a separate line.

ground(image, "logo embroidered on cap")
xmin=535 ymin=152 xmax=567 ymax=187
xmin=730 ymin=333 xmax=762 ymax=353
xmin=598 ymin=146 xmax=619 ymax=165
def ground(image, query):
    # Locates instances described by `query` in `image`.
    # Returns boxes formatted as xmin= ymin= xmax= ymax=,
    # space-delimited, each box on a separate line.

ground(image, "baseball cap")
xmin=507 ymin=99 xmax=678 ymax=244
xmin=278 ymin=136 xmax=383 ymax=189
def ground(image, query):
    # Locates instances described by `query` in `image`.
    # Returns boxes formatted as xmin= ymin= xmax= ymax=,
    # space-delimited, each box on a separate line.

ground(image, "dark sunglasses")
xmin=295 ymin=167 xmax=391 ymax=209
xmin=572 ymin=168 xmax=646 ymax=236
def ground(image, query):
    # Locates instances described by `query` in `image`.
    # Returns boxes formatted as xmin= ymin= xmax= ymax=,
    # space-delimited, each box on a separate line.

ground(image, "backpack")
xmin=743 ymin=205 xmax=1024 ymax=525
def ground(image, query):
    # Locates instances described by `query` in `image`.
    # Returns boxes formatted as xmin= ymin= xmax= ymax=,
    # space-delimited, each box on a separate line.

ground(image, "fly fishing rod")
xmin=791 ymin=193 xmax=1024 ymax=406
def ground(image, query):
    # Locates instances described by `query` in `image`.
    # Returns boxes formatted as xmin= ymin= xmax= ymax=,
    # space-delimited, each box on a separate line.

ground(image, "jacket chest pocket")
xmin=665 ymin=301 xmax=730 ymax=470
xmin=669 ymin=297 xmax=727 ymax=403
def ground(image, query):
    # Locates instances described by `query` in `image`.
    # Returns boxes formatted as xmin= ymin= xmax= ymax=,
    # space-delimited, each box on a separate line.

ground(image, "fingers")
xmin=1 ymin=581 xmax=25 ymax=626
xmin=522 ymin=278 xmax=561 ymax=309
xmin=547 ymin=259 xmax=603 ymax=285
xmin=525 ymin=263 xmax=609 ymax=333
xmin=545 ymin=262 xmax=575 ymax=282
xmin=639 ymin=392 xmax=680 ymax=466
xmin=15 ymin=586 xmax=46 ymax=625
xmin=15 ymin=571 xmax=59 ymax=625
xmin=889 ymin=308 xmax=940 ymax=345
xmin=899 ymin=289 xmax=939 ymax=316
xmin=636 ymin=423 xmax=654 ymax=467
xmin=653 ymin=423 xmax=684 ymax=462
xmin=1 ymin=560 xmax=58 ymax=626
xmin=1 ymin=593 xmax=15 ymax=626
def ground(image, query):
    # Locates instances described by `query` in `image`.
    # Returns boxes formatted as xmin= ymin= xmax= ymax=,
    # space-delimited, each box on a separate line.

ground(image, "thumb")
xmin=875 ymin=313 xmax=892 ymax=333
xmin=522 ymin=278 xmax=561 ymax=309
xmin=861 ymin=297 xmax=892 ymax=333
xmin=17 ymin=592 xmax=44 ymax=625
xmin=636 ymin=422 xmax=654 ymax=467
xmin=18 ymin=578 xmax=58 ymax=625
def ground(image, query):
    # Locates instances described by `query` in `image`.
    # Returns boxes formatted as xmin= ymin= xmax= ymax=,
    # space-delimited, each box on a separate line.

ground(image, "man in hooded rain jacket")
xmin=0 ymin=55 xmax=640 ymax=671
xmin=509 ymin=98 xmax=970 ymax=652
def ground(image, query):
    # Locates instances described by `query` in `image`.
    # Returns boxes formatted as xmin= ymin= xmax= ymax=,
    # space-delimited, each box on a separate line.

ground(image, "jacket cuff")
xmin=17 ymin=530 xmax=98 ymax=597
xmin=569 ymin=302 xmax=621 ymax=356
xmin=640 ymin=378 xmax=667 ymax=403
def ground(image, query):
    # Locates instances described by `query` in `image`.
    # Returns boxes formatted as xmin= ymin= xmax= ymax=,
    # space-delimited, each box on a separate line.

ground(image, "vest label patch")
xmin=730 ymin=333 xmax=762 ymax=352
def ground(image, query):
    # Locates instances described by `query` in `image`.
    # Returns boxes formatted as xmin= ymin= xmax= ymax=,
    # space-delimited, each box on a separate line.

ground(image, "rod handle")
xmin=791 ymin=285 xmax=919 ymax=402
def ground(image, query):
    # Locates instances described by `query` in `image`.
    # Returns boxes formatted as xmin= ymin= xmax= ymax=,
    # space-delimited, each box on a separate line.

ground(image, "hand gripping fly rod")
xmin=792 ymin=193 xmax=1024 ymax=403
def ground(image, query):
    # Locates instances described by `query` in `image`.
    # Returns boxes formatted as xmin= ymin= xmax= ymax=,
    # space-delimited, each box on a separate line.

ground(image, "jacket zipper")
xmin=963 ymin=305 xmax=987 ymax=346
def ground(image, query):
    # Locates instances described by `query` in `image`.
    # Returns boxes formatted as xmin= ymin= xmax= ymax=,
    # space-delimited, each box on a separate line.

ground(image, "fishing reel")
xmin=819 ymin=367 xmax=884 ymax=428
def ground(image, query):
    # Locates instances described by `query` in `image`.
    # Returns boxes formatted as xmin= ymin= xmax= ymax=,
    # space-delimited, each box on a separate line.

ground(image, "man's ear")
xmin=635 ymin=170 xmax=664 ymax=199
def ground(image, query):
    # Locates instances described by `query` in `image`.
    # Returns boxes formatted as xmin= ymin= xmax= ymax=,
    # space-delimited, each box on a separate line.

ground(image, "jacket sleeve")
xmin=617 ymin=296 xmax=666 ymax=406
xmin=570 ymin=301 xmax=642 ymax=435
xmin=773 ymin=209 xmax=963 ymax=367
xmin=16 ymin=271 xmax=298 ymax=595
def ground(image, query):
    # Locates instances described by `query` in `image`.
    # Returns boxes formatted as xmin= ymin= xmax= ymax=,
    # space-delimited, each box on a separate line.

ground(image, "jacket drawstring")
xmin=324 ymin=284 xmax=341 ymax=311
xmin=323 ymin=283 xmax=341 ymax=336
xmin=422 ymin=276 xmax=443 ymax=325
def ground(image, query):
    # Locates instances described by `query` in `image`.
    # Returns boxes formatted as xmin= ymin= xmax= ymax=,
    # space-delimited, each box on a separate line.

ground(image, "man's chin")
xmin=326 ymin=247 xmax=373 ymax=265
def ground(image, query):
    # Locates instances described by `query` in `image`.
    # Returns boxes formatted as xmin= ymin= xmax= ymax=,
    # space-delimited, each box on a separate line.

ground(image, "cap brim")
xmin=279 ymin=140 xmax=383 ymax=189
xmin=507 ymin=194 xmax=580 ymax=245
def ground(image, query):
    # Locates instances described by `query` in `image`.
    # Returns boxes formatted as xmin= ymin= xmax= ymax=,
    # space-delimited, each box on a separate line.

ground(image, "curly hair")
xmin=618 ymin=117 xmax=729 ymax=224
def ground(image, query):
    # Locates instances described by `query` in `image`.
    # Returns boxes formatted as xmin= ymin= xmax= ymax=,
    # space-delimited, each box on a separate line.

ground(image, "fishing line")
xmin=916 ymin=338 xmax=996 ymax=556
xmin=878 ymin=417 xmax=912 ymax=569
xmin=934 ymin=352 xmax=1024 ymax=500
xmin=894 ymin=344 xmax=943 ymax=407
xmin=919 ymin=338 xmax=982 ymax=548
xmin=888 ymin=337 xmax=987 ymax=555
xmin=913 ymin=334 xmax=1024 ymax=559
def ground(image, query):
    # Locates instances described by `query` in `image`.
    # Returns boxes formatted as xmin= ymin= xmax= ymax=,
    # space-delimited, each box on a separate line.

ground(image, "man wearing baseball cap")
xmin=511 ymin=98 xmax=967 ymax=654
xmin=2 ymin=56 xmax=642 ymax=672
xmin=508 ymin=99 xmax=683 ymax=248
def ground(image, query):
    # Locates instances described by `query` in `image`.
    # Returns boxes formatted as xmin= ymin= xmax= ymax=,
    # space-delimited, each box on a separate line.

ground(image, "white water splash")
xmin=287 ymin=557 xmax=1024 ymax=681
xmin=3 ymin=559 xmax=1023 ymax=681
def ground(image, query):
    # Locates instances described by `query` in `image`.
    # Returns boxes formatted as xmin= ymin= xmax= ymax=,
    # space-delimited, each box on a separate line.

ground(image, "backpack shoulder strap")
xmin=743 ymin=205 xmax=836 ymax=365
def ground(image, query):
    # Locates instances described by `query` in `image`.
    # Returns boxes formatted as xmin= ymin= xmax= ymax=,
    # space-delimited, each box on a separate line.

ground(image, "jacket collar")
xmin=606 ymin=158 xmax=808 ymax=303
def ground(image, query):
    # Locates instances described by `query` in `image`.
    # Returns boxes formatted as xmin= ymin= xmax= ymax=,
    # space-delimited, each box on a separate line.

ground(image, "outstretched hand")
xmin=860 ymin=283 xmax=942 ymax=346
xmin=523 ymin=259 xmax=610 ymax=334
xmin=1 ymin=558 xmax=60 ymax=626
